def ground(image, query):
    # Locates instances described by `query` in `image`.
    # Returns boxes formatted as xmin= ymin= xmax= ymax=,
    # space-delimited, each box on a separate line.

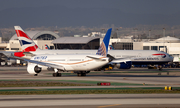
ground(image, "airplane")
xmin=12 ymin=26 xmax=112 ymax=77
xmin=1 ymin=27 xmax=173 ymax=71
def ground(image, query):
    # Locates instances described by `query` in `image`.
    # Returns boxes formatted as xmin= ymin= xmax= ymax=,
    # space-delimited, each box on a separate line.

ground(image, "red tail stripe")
xmin=15 ymin=30 xmax=31 ymax=40
xmin=14 ymin=52 xmax=25 ymax=57
xmin=23 ymin=45 xmax=38 ymax=52
xmin=153 ymin=54 xmax=165 ymax=55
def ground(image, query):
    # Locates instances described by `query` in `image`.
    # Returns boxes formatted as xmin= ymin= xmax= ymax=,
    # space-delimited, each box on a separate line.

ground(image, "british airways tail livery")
xmin=14 ymin=26 xmax=40 ymax=52
xmin=96 ymin=28 xmax=112 ymax=56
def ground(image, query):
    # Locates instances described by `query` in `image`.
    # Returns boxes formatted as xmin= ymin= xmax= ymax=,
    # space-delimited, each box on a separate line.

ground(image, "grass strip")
xmin=0 ymin=81 xmax=91 ymax=87
xmin=1 ymin=87 xmax=180 ymax=92
xmin=1 ymin=89 xmax=180 ymax=95
xmin=0 ymin=69 xmax=26 ymax=71
xmin=103 ymin=70 xmax=172 ymax=73
xmin=60 ymin=80 xmax=143 ymax=86
xmin=0 ymin=80 xmax=143 ymax=86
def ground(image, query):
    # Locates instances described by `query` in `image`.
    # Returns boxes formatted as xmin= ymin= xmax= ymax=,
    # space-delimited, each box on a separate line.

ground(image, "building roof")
xmin=10 ymin=31 xmax=60 ymax=40
xmin=52 ymin=37 xmax=99 ymax=44
xmin=154 ymin=36 xmax=180 ymax=43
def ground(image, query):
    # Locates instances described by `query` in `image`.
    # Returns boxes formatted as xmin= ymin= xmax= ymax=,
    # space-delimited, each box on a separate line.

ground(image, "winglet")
xmin=14 ymin=26 xmax=40 ymax=52
xmin=45 ymin=44 xmax=50 ymax=49
xmin=109 ymin=45 xmax=114 ymax=50
xmin=96 ymin=28 xmax=112 ymax=56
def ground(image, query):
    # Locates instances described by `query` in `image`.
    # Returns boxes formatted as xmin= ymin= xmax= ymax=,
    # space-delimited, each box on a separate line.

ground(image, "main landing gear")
xmin=52 ymin=73 xmax=61 ymax=77
xmin=76 ymin=71 xmax=90 ymax=77
xmin=158 ymin=65 xmax=163 ymax=71
xmin=77 ymin=72 xmax=86 ymax=76
xmin=52 ymin=68 xmax=62 ymax=77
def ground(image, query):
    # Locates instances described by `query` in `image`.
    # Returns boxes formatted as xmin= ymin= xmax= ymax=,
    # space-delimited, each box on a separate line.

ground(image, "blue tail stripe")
xmin=103 ymin=28 xmax=112 ymax=52
xmin=19 ymin=40 xmax=32 ymax=46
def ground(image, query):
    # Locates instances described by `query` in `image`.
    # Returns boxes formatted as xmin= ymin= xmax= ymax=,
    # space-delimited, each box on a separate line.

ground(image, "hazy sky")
xmin=0 ymin=0 xmax=180 ymax=15
xmin=1 ymin=0 xmax=180 ymax=28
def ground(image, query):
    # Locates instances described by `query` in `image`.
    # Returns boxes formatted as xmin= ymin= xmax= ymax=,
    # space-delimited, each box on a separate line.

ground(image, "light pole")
xmin=149 ymin=30 xmax=151 ymax=41
xmin=116 ymin=28 xmax=118 ymax=38
xmin=163 ymin=28 xmax=166 ymax=52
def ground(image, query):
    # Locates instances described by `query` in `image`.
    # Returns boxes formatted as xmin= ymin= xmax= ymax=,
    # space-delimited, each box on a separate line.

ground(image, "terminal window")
xmin=11 ymin=48 xmax=19 ymax=50
xmin=151 ymin=46 xmax=158 ymax=50
xmin=0 ymin=48 xmax=4 ymax=50
xmin=143 ymin=46 xmax=150 ymax=50
xmin=112 ymin=42 xmax=133 ymax=50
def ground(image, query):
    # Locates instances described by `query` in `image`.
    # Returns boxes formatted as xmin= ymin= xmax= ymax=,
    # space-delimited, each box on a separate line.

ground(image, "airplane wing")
xmin=0 ymin=51 xmax=14 ymax=61
xmin=110 ymin=58 xmax=131 ymax=64
xmin=0 ymin=51 xmax=14 ymax=57
xmin=86 ymin=55 xmax=107 ymax=61
xmin=23 ymin=59 xmax=65 ymax=71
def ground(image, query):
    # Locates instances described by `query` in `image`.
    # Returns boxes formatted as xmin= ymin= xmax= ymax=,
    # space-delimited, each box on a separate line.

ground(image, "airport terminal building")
xmin=52 ymin=37 xmax=100 ymax=49
xmin=0 ymin=31 xmax=59 ymax=51
xmin=0 ymin=31 xmax=101 ymax=51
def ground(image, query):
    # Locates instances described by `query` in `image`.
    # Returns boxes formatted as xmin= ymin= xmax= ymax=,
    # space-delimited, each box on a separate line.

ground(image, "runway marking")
xmin=98 ymin=104 xmax=121 ymax=108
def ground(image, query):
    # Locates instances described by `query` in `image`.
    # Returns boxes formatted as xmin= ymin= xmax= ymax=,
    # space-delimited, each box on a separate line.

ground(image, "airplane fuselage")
xmin=30 ymin=50 xmax=173 ymax=65
xmin=31 ymin=54 xmax=109 ymax=71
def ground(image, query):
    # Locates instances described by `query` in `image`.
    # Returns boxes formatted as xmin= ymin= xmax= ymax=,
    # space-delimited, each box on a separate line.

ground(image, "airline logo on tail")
xmin=108 ymin=45 xmax=114 ymax=50
xmin=14 ymin=26 xmax=39 ymax=52
xmin=45 ymin=44 xmax=50 ymax=49
xmin=96 ymin=28 xmax=112 ymax=56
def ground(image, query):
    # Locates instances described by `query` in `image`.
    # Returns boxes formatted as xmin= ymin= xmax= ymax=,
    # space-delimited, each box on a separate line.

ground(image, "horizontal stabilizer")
xmin=110 ymin=58 xmax=131 ymax=64
xmin=86 ymin=55 xmax=106 ymax=61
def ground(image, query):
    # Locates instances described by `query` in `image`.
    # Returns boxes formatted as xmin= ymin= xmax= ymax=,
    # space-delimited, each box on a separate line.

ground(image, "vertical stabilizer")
xmin=14 ymin=26 xmax=40 ymax=52
xmin=96 ymin=28 xmax=112 ymax=56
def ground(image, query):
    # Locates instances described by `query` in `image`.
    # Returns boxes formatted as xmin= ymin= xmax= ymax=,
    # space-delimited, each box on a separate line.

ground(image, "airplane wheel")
xmin=77 ymin=73 xmax=81 ymax=76
xmin=53 ymin=73 xmax=56 ymax=77
xmin=34 ymin=74 xmax=38 ymax=76
xmin=58 ymin=73 xmax=61 ymax=77
xmin=81 ymin=73 xmax=86 ymax=76
xmin=53 ymin=73 xmax=61 ymax=77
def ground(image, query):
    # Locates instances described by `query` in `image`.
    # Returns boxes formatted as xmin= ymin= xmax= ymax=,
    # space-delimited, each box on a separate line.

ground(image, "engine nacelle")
xmin=116 ymin=61 xmax=132 ymax=69
xmin=27 ymin=63 xmax=42 ymax=74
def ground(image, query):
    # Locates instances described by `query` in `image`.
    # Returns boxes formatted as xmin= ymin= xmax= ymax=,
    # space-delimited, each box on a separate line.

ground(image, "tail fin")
xmin=45 ymin=44 xmax=50 ymax=50
xmin=108 ymin=45 xmax=114 ymax=50
xmin=96 ymin=28 xmax=112 ymax=56
xmin=14 ymin=26 xmax=40 ymax=52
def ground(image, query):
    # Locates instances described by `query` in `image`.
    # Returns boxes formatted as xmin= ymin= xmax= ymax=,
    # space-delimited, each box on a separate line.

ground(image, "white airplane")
xmin=12 ymin=26 xmax=113 ymax=77
xmin=44 ymin=44 xmax=173 ymax=69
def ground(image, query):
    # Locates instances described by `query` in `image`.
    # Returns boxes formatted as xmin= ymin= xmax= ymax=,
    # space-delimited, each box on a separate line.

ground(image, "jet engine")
xmin=116 ymin=61 xmax=132 ymax=69
xmin=7 ymin=58 xmax=16 ymax=64
xmin=27 ymin=63 xmax=42 ymax=74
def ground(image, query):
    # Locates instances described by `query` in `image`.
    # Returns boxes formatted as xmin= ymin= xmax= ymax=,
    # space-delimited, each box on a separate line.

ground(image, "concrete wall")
xmin=133 ymin=42 xmax=143 ymax=50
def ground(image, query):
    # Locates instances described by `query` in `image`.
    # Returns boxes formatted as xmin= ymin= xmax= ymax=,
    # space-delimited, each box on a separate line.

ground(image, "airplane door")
xmin=84 ymin=57 xmax=89 ymax=70
xmin=138 ymin=53 xmax=142 ymax=57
